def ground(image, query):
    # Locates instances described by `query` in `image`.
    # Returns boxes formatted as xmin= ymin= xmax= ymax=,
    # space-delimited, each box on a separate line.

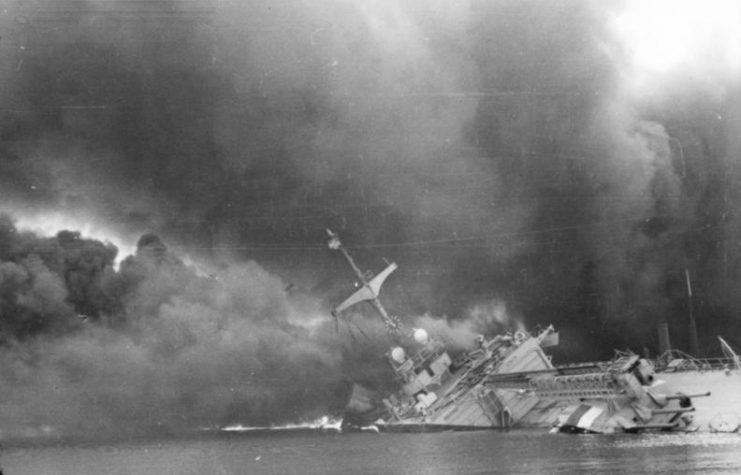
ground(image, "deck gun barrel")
xmin=664 ymin=392 xmax=710 ymax=400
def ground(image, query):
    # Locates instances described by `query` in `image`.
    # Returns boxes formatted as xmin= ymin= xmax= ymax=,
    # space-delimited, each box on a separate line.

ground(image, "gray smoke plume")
xmin=0 ymin=216 xmax=363 ymax=439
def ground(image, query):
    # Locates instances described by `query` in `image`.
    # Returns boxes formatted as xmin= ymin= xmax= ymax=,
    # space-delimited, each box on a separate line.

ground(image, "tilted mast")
xmin=327 ymin=229 xmax=402 ymax=333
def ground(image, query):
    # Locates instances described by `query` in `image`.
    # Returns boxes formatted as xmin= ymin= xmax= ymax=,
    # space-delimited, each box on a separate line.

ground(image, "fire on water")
xmin=221 ymin=416 xmax=343 ymax=433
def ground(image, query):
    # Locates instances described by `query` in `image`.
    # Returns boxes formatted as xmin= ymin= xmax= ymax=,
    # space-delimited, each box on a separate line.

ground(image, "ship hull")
xmin=377 ymin=334 xmax=556 ymax=431
xmin=346 ymin=334 xmax=701 ymax=434
xmin=375 ymin=423 xmax=496 ymax=433
xmin=660 ymin=369 xmax=741 ymax=432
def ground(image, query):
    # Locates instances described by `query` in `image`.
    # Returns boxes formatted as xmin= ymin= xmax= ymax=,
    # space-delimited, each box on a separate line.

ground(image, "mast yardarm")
xmin=327 ymin=229 xmax=402 ymax=333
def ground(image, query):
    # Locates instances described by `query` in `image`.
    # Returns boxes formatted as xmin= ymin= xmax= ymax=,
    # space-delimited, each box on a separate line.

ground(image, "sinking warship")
xmin=328 ymin=230 xmax=706 ymax=434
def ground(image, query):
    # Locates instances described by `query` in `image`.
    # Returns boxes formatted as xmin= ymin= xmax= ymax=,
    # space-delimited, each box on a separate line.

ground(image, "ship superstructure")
xmin=328 ymin=231 xmax=705 ymax=434
xmin=379 ymin=325 xmax=558 ymax=431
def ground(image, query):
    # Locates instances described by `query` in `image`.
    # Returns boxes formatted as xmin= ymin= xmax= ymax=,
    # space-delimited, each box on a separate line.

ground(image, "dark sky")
xmin=0 ymin=0 xmax=739 ymax=439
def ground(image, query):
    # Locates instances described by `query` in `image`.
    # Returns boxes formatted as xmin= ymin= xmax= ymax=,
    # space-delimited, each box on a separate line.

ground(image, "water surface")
xmin=4 ymin=429 xmax=741 ymax=475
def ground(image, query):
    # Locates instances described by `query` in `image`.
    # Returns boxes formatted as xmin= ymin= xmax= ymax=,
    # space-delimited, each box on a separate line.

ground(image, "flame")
xmin=221 ymin=415 xmax=343 ymax=432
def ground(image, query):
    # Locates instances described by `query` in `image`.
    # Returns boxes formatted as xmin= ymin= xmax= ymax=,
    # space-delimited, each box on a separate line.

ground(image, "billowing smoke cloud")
xmin=0 ymin=0 xmax=740 ymax=437
xmin=0 ymin=216 xmax=363 ymax=439
xmin=411 ymin=299 xmax=524 ymax=351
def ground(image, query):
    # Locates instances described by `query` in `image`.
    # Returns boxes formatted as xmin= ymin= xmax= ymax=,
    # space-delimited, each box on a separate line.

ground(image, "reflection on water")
xmin=3 ymin=430 xmax=741 ymax=475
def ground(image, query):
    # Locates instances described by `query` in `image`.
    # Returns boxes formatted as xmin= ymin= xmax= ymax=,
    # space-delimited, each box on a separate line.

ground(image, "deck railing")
xmin=653 ymin=355 xmax=740 ymax=372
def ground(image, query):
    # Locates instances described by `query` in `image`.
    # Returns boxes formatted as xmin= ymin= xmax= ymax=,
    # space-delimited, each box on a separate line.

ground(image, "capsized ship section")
xmin=377 ymin=326 xmax=558 ymax=431
xmin=655 ymin=338 xmax=741 ymax=433
xmin=328 ymin=231 xmax=704 ymax=434
xmin=513 ymin=353 xmax=702 ymax=433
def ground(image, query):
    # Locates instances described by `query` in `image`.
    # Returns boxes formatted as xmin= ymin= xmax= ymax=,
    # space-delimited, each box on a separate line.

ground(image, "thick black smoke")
xmin=0 ymin=216 xmax=373 ymax=439
xmin=0 ymin=0 xmax=740 ymax=437
xmin=0 ymin=215 xmax=497 ymax=439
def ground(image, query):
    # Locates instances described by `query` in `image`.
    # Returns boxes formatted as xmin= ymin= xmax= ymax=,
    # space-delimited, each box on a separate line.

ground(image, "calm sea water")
xmin=3 ymin=429 xmax=741 ymax=475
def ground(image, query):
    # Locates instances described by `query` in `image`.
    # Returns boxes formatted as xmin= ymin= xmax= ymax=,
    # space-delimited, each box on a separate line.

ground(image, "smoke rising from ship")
xmin=0 ymin=217 xmax=371 ymax=438
xmin=0 ymin=0 xmax=739 ymax=437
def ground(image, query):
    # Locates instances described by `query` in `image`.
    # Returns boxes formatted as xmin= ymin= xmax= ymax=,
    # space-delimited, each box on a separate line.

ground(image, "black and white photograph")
xmin=0 ymin=0 xmax=739 ymax=473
